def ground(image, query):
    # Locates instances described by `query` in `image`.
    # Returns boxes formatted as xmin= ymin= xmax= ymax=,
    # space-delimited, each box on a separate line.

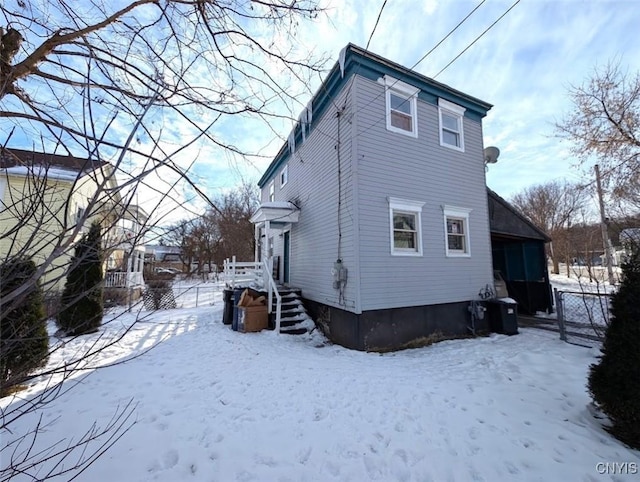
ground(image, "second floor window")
xmin=280 ymin=165 xmax=288 ymax=187
xmin=438 ymin=98 xmax=465 ymax=151
xmin=268 ymin=181 xmax=275 ymax=202
xmin=384 ymin=75 xmax=419 ymax=138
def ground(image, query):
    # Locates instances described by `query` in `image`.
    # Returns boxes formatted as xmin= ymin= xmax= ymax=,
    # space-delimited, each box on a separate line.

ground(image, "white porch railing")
xmin=224 ymin=256 xmax=282 ymax=334
xmin=104 ymin=271 xmax=144 ymax=288
xmin=223 ymin=256 xmax=263 ymax=288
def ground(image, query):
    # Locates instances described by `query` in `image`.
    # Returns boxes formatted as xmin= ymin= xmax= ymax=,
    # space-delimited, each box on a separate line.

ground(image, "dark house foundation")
xmin=304 ymin=298 xmax=490 ymax=352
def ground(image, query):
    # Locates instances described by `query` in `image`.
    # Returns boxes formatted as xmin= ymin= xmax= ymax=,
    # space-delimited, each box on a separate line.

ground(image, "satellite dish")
xmin=484 ymin=146 xmax=500 ymax=164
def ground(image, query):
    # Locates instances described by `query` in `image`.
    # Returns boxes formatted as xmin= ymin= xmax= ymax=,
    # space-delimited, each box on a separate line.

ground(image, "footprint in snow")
xmin=505 ymin=461 xmax=520 ymax=474
xmin=297 ymin=447 xmax=312 ymax=464
xmin=163 ymin=449 xmax=179 ymax=469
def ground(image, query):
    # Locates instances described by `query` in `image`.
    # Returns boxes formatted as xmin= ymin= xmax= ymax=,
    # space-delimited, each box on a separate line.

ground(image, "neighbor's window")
xmin=438 ymin=98 xmax=465 ymax=151
xmin=75 ymin=206 xmax=86 ymax=224
xmin=388 ymin=197 xmax=425 ymax=256
xmin=384 ymin=75 xmax=419 ymax=137
xmin=280 ymin=165 xmax=288 ymax=188
xmin=443 ymin=205 xmax=472 ymax=257
xmin=268 ymin=180 xmax=275 ymax=202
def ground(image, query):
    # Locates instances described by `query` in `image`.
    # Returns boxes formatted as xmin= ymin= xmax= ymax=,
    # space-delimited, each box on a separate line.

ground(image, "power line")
xmin=411 ymin=0 xmax=487 ymax=71
xmin=434 ymin=0 xmax=521 ymax=79
xmin=366 ymin=0 xmax=389 ymax=51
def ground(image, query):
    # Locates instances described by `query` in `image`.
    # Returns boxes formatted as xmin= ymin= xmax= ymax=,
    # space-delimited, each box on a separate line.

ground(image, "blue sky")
xmin=225 ymin=0 xmax=640 ymax=202
xmin=4 ymin=0 xmax=639 ymax=221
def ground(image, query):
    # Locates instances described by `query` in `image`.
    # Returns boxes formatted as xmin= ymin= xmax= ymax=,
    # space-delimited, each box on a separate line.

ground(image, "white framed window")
xmin=280 ymin=165 xmax=288 ymax=188
xmin=383 ymin=75 xmax=419 ymax=137
xmin=443 ymin=205 xmax=472 ymax=257
xmin=268 ymin=180 xmax=275 ymax=202
xmin=388 ymin=197 xmax=425 ymax=256
xmin=438 ymin=98 xmax=465 ymax=151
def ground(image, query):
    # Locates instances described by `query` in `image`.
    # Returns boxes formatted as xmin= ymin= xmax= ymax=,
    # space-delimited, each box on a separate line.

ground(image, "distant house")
xmin=0 ymin=148 xmax=146 ymax=296
xmin=145 ymin=244 xmax=183 ymax=263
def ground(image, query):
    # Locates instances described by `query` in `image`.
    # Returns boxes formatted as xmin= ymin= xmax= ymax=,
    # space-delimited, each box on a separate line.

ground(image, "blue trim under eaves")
xmin=258 ymin=44 xmax=493 ymax=187
xmin=352 ymin=57 xmax=490 ymax=121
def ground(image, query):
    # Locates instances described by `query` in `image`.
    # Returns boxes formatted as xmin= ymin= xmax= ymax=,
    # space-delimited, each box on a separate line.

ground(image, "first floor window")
xmin=443 ymin=205 xmax=472 ymax=257
xmin=388 ymin=197 xmax=425 ymax=256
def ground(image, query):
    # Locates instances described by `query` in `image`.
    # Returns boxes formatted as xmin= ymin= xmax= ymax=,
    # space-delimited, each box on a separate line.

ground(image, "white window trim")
xmin=388 ymin=197 xmax=425 ymax=256
xmin=268 ymin=180 xmax=275 ymax=202
xmin=443 ymin=205 xmax=472 ymax=257
xmin=383 ymin=75 xmax=419 ymax=138
xmin=280 ymin=165 xmax=288 ymax=188
xmin=438 ymin=98 xmax=465 ymax=152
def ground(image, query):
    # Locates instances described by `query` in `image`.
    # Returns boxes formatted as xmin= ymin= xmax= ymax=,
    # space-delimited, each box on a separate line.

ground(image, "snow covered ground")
xmin=2 ymin=279 xmax=639 ymax=481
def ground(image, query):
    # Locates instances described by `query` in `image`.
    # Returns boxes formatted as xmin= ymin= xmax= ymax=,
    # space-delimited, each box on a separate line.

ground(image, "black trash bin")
xmin=487 ymin=299 xmax=518 ymax=335
xmin=222 ymin=289 xmax=234 ymax=325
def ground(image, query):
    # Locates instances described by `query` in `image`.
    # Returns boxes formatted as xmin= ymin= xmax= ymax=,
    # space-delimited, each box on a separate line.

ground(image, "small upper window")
xmin=280 ymin=165 xmax=288 ymax=188
xmin=438 ymin=98 xmax=465 ymax=151
xmin=383 ymin=76 xmax=419 ymax=137
xmin=443 ymin=205 xmax=472 ymax=257
xmin=268 ymin=181 xmax=275 ymax=202
xmin=388 ymin=197 xmax=425 ymax=256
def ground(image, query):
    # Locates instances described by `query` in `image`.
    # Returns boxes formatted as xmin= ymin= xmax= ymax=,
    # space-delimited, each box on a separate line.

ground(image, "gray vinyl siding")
xmin=354 ymin=76 xmax=493 ymax=311
xmin=264 ymin=85 xmax=358 ymax=311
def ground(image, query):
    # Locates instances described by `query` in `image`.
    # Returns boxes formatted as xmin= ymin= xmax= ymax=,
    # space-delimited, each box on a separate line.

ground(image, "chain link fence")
xmin=125 ymin=282 xmax=222 ymax=312
xmin=553 ymin=288 xmax=612 ymax=346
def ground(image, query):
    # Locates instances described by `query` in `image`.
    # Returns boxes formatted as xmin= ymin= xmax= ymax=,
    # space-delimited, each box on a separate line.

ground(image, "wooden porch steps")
xmin=272 ymin=287 xmax=315 ymax=335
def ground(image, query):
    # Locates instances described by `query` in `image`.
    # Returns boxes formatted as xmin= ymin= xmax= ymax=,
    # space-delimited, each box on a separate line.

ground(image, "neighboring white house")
xmin=104 ymin=204 xmax=148 ymax=298
xmin=0 ymin=147 xmax=146 ymax=296
xmin=247 ymin=44 xmax=498 ymax=350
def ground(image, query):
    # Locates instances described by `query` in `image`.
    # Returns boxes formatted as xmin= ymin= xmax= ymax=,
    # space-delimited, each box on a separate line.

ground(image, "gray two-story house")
xmin=250 ymin=44 xmax=496 ymax=350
